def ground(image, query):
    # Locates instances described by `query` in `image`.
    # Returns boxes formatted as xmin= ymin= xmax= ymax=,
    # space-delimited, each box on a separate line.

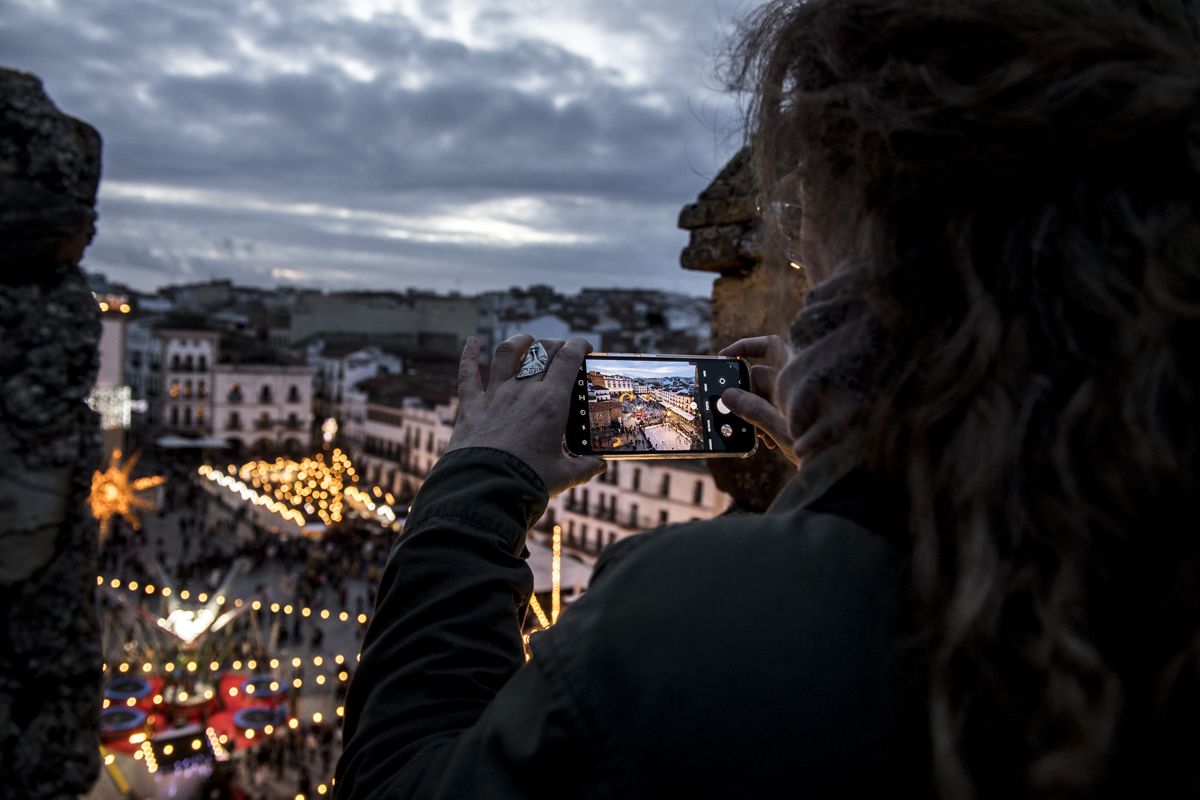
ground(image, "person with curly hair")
xmin=336 ymin=2 xmax=1200 ymax=797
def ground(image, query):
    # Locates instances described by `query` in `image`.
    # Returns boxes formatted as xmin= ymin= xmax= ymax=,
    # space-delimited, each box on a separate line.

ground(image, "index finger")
xmin=719 ymin=335 xmax=781 ymax=360
xmin=544 ymin=337 xmax=592 ymax=384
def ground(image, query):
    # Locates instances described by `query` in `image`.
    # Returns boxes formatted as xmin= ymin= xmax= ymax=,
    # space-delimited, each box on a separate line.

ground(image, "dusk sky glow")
xmin=3 ymin=0 xmax=760 ymax=296
xmin=589 ymin=360 xmax=697 ymax=380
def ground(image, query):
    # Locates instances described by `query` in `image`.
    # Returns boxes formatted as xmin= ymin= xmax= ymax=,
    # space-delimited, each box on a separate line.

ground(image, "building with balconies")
xmin=544 ymin=459 xmax=729 ymax=561
xmin=358 ymin=396 xmax=458 ymax=504
xmin=211 ymin=364 xmax=314 ymax=456
xmin=124 ymin=318 xmax=221 ymax=438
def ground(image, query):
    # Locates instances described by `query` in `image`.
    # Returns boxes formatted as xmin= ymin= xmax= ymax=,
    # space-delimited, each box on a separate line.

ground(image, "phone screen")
xmin=565 ymin=355 xmax=757 ymax=458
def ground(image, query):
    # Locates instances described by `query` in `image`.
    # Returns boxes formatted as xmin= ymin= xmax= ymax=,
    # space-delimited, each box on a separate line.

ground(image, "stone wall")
xmin=679 ymin=147 xmax=808 ymax=511
xmin=0 ymin=68 xmax=104 ymax=798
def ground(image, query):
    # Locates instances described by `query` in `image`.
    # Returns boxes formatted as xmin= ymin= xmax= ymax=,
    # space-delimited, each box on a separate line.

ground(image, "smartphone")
xmin=564 ymin=353 xmax=758 ymax=459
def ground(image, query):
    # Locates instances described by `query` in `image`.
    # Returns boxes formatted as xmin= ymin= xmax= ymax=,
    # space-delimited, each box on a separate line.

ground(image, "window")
xmin=198 ymin=355 xmax=207 ymax=372
xmin=168 ymin=381 xmax=180 ymax=399
xmin=227 ymin=383 xmax=242 ymax=403
xmin=171 ymin=355 xmax=181 ymax=370
xmin=170 ymin=406 xmax=179 ymax=425
xmin=196 ymin=404 xmax=205 ymax=423
xmin=184 ymin=380 xmax=193 ymax=399
xmin=228 ymin=412 xmax=241 ymax=430
xmin=608 ymin=532 xmax=616 ymax=546
xmin=426 ymin=432 xmax=434 ymax=453
xmin=581 ymin=524 xmax=588 ymax=539
xmin=287 ymin=385 xmax=300 ymax=403
xmin=660 ymin=474 xmax=671 ymax=498
xmin=256 ymin=412 xmax=271 ymax=430
xmin=184 ymin=355 xmax=194 ymax=371
xmin=286 ymin=412 xmax=299 ymax=429
xmin=581 ymin=489 xmax=589 ymax=515
xmin=198 ymin=380 xmax=207 ymax=398
xmin=693 ymin=480 xmax=704 ymax=506
xmin=184 ymin=406 xmax=192 ymax=426
xmin=659 ymin=510 xmax=669 ymax=526
xmin=259 ymin=386 xmax=273 ymax=403
xmin=632 ymin=468 xmax=641 ymax=491
xmin=568 ymin=520 xmax=575 ymax=536
xmin=629 ymin=503 xmax=639 ymax=528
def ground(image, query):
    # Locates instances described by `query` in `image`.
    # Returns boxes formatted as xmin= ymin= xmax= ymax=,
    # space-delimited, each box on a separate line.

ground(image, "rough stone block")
xmin=0 ymin=66 xmax=103 ymax=799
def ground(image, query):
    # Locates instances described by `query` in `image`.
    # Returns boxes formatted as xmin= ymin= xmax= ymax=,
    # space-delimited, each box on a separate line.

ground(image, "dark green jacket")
xmin=335 ymin=447 xmax=907 ymax=798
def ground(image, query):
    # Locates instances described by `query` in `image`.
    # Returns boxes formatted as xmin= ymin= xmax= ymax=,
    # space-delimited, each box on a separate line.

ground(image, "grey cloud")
xmin=5 ymin=0 xmax=753 ymax=295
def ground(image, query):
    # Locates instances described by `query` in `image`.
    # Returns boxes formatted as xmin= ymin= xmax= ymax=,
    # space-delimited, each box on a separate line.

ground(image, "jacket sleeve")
xmin=334 ymin=447 xmax=601 ymax=799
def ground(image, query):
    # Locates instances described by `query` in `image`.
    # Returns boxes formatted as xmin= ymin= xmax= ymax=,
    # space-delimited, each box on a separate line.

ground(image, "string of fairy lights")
xmin=196 ymin=449 xmax=400 ymax=531
xmin=97 ymin=575 xmax=371 ymax=625
xmin=102 ymin=726 xmax=340 ymax=798
xmin=99 ymin=454 xmax=567 ymax=796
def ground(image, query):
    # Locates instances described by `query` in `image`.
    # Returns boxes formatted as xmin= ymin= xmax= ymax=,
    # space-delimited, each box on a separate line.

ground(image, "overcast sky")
xmin=3 ymin=0 xmax=758 ymax=296
xmin=590 ymin=359 xmax=695 ymax=380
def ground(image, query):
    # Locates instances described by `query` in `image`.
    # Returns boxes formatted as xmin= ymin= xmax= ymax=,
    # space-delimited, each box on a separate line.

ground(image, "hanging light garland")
xmin=198 ymin=448 xmax=398 ymax=530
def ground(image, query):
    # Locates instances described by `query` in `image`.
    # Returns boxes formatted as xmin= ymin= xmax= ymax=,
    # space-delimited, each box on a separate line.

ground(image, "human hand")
xmin=446 ymin=334 xmax=606 ymax=497
xmin=717 ymin=335 xmax=800 ymax=468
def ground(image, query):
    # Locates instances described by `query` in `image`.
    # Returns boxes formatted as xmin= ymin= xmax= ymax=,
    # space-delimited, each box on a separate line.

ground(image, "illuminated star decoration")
xmin=89 ymin=450 xmax=166 ymax=541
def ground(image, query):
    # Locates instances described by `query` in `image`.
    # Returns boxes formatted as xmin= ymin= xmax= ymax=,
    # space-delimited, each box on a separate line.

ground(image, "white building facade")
xmin=159 ymin=329 xmax=220 ymax=434
xmin=124 ymin=324 xmax=221 ymax=435
xmin=211 ymin=364 xmax=315 ymax=455
xmin=309 ymin=344 xmax=404 ymax=446
xmin=546 ymin=460 xmax=729 ymax=561
xmin=350 ymin=394 xmax=731 ymax=563
xmin=357 ymin=397 xmax=457 ymax=503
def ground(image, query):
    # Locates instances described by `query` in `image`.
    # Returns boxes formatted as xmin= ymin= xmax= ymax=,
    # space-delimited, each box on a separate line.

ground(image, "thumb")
xmin=722 ymin=388 xmax=789 ymax=442
xmin=568 ymin=456 xmax=607 ymax=486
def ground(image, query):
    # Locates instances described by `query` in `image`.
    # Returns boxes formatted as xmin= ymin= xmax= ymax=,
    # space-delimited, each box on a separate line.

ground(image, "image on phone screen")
xmin=566 ymin=355 xmax=756 ymax=458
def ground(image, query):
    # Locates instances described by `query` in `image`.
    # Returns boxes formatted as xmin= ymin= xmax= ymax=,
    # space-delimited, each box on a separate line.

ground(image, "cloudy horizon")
xmin=3 ymin=0 xmax=760 ymax=297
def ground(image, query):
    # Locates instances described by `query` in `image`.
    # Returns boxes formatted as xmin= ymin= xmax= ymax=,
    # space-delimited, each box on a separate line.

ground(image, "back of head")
xmin=730 ymin=0 xmax=1200 ymax=796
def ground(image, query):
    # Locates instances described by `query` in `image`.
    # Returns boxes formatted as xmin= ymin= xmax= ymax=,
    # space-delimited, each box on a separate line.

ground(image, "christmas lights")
xmin=90 ymin=450 xmax=166 ymax=539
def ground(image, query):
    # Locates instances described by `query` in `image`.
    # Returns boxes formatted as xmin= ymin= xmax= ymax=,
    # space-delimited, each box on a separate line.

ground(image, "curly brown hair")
xmin=729 ymin=0 xmax=1200 ymax=796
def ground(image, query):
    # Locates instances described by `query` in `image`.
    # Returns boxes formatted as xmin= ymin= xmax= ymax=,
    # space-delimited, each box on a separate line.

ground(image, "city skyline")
xmin=3 ymin=0 xmax=759 ymax=296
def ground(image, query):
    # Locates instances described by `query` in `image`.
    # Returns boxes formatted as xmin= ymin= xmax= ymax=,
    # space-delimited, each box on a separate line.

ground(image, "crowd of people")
xmin=97 ymin=450 xmax=399 ymax=800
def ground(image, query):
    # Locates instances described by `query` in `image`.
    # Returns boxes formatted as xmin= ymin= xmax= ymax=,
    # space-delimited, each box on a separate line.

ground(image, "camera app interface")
xmin=584 ymin=359 xmax=703 ymax=453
